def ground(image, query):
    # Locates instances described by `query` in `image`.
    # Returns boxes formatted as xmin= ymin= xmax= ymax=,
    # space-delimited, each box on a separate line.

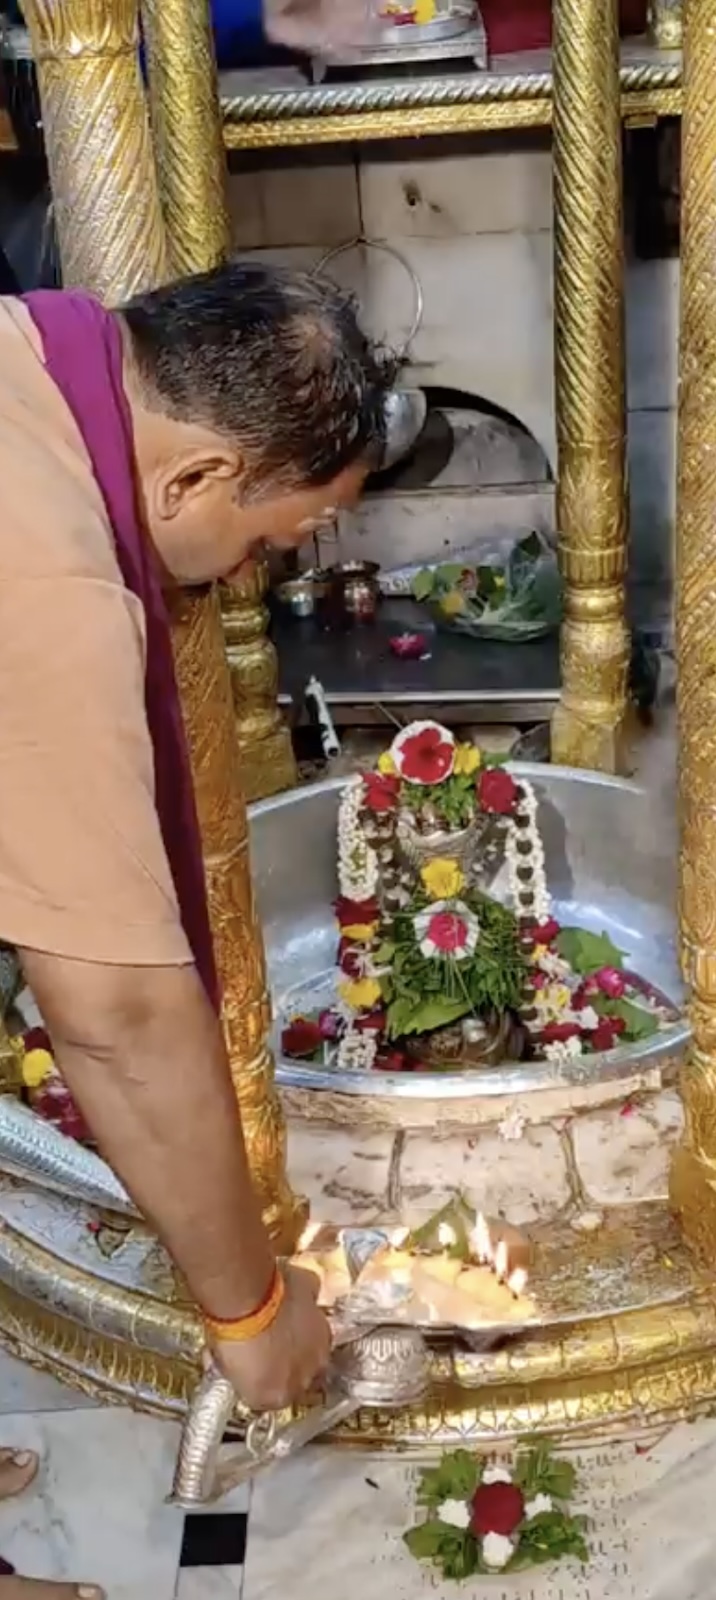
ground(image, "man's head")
xmin=120 ymin=262 xmax=392 ymax=585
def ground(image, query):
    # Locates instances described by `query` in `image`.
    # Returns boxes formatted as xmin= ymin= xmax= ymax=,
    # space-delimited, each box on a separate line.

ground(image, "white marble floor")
xmin=4 ymin=1337 xmax=716 ymax=1600
xmin=0 ymin=1350 xmax=248 ymax=1598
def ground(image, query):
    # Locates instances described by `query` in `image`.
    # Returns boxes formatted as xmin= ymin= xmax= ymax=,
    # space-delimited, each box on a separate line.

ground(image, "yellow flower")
xmin=420 ymin=857 xmax=465 ymax=900
xmin=377 ymin=751 xmax=397 ymax=777
xmin=439 ymin=591 xmax=466 ymax=618
xmin=339 ymin=977 xmax=382 ymax=1012
xmin=453 ymin=743 xmax=481 ymax=777
xmin=22 ymin=1047 xmax=54 ymax=1090
xmin=532 ymin=944 xmax=549 ymax=964
xmin=340 ymin=922 xmax=379 ymax=942
xmin=493 ymin=573 xmax=506 ymax=589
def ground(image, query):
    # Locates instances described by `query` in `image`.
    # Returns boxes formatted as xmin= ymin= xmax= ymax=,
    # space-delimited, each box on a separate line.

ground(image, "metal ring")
xmin=312 ymin=236 xmax=424 ymax=360
xmin=245 ymin=1411 xmax=278 ymax=1458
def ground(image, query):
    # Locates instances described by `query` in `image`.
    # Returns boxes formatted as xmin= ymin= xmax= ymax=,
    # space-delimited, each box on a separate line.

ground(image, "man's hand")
xmin=212 ymin=1266 xmax=331 ymax=1412
xmin=263 ymin=0 xmax=379 ymax=55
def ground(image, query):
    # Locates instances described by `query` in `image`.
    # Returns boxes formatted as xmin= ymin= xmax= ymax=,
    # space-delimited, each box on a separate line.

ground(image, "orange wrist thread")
xmin=204 ymin=1266 xmax=285 ymax=1344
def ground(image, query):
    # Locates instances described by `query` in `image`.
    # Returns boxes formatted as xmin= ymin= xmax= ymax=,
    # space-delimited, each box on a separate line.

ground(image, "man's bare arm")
xmin=19 ymin=950 xmax=276 ymax=1320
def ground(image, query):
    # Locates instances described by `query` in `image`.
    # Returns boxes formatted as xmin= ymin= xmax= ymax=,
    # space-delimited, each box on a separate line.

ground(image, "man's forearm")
xmin=20 ymin=954 xmax=276 ymax=1319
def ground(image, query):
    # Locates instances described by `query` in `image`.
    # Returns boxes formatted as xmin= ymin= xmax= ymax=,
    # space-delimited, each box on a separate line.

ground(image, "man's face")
xmin=147 ymin=454 xmax=370 ymax=586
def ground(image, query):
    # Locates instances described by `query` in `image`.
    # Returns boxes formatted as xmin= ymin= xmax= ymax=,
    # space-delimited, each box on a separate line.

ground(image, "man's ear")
xmin=154 ymin=448 xmax=242 ymax=521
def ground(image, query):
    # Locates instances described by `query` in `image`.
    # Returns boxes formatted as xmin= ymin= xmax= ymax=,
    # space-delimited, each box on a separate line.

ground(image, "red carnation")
xmin=334 ymin=895 xmax=380 ymax=928
xmin=593 ymin=966 xmax=626 ymax=999
xmin=470 ymin=1481 xmax=525 ymax=1538
xmin=363 ymin=772 xmax=400 ymax=813
xmin=590 ymin=1017 xmax=626 ymax=1052
xmin=281 ymin=1017 xmax=323 ymax=1059
xmin=541 ymin=1021 xmax=581 ymax=1044
xmin=396 ymin=725 xmax=454 ymax=785
xmin=355 ymin=1009 xmax=386 ymax=1034
xmin=338 ymin=939 xmax=363 ymax=979
xmin=477 ymin=767 xmax=519 ymax=816
xmin=524 ymin=917 xmax=561 ymax=945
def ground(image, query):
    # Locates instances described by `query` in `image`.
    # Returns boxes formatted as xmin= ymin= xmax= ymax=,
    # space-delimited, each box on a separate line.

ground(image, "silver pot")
xmin=380 ymin=387 xmax=427 ymax=473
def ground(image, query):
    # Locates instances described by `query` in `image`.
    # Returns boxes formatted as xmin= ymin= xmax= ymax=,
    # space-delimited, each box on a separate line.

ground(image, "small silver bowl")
xmin=275 ymin=570 xmax=329 ymax=618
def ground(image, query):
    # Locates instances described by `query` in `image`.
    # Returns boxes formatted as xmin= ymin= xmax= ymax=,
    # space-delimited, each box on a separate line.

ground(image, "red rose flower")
xmin=470 ymin=1481 xmax=525 ymax=1538
xmin=594 ymin=966 xmax=626 ymax=999
xmin=395 ymin=725 xmax=455 ymax=784
xmin=281 ymin=1017 xmax=323 ymax=1059
xmin=389 ymin=632 xmax=428 ymax=659
xmin=477 ymin=767 xmax=519 ymax=815
xmin=363 ymin=772 xmax=400 ymax=813
xmin=541 ymin=1021 xmax=581 ymax=1044
xmin=355 ymin=1009 xmax=386 ymax=1033
xmin=334 ymin=895 xmax=380 ymax=928
xmin=426 ymin=910 xmax=470 ymax=954
xmin=530 ymin=970 xmax=548 ymax=989
xmin=32 ymin=1084 xmax=91 ymax=1144
xmin=525 ymin=917 xmax=561 ymax=945
xmin=590 ymin=1017 xmax=627 ymax=1052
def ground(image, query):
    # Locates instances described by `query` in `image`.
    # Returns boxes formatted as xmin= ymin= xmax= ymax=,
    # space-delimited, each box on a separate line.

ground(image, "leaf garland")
xmin=382 ymin=891 xmax=527 ymax=1041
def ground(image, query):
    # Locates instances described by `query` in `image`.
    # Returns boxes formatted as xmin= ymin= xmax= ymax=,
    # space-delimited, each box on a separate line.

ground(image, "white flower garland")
xmin=337 ymin=778 xmax=379 ymax=902
xmin=505 ymin=779 xmax=551 ymax=924
xmin=337 ymin=1026 xmax=378 ymax=1072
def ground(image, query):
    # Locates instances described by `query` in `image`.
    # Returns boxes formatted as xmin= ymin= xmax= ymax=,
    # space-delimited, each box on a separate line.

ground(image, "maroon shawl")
xmin=23 ymin=289 xmax=220 ymax=1011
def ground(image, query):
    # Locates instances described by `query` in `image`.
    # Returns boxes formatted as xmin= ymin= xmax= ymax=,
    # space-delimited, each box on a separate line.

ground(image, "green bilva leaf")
xmin=386 ymin=992 xmax=471 ymax=1040
xmin=416 ymin=1447 xmax=481 ymax=1508
xmin=435 ymin=562 xmax=466 ymax=587
xmin=555 ymin=926 xmax=625 ymax=975
xmin=594 ymin=994 xmax=659 ymax=1042
xmin=403 ymin=1520 xmax=450 ymax=1560
xmin=441 ymin=1531 xmax=480 ymax=1580
xmin=518 ymin=1510 xmax=589 ymax=1564
xmin=408 ymin=1195 xmax=475 ymax=1260
xmin=372 ymin=940 xmax=396 ymax=965
xmin=411 ymin=568 xmax=436 ymax=602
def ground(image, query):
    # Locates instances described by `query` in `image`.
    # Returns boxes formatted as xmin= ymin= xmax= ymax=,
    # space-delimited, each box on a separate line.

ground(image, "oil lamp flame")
xmin=470 ymin=1213 xmax=493 ymax=1265
xmin=297 ymin=1221 xmax=323 ymax=1252
xmin=494 ymin=1239 xmax=509 ymax=1282
xmin=437 ymin=1222 xmax=457 ymax=1249
xmin=507 ymin=1266 xmax=528 ymax=1298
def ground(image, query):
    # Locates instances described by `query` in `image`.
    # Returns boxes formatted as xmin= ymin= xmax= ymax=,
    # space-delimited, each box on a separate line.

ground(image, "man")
xmin=0 ymin=261 xmax=390 ymax=1599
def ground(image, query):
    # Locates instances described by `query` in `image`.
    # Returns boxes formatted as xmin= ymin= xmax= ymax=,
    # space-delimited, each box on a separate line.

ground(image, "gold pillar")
xmin=23 ymin=0 xmax=300 ymax=1250
xmin=669 ymin=0 xmax=716 ymax=1260
xmin=169 ymin=589 xmax=305 ymax=1250
xmin=141 ymin=0 xmax=297 ymax=801
xmin=22 ymin=0 xmax=167 ymax=299
xmin=550 ymin=0 xmax=631 ymax=772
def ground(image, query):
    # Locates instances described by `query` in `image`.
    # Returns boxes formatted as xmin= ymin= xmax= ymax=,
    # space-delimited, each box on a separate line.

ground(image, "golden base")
xmin=3 ymin=1207 xmax=716 ymax=1444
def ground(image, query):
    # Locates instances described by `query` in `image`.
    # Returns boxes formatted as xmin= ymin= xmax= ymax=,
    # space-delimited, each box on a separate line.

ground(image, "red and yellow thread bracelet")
xmin=204 ymin=1265 xmax=285 ymax=1344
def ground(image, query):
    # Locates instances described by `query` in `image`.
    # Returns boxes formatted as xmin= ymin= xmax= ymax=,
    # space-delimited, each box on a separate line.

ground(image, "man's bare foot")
xmin=0 ymin=1582 xmax=104 ymax=1597
xmin=0 ymin=1454 xmax=39 ymax=1503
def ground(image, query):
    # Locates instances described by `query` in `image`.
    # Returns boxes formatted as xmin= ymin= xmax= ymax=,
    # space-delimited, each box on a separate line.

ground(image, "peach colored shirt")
xmin=0 ymin=296 xmax=191 ymax=967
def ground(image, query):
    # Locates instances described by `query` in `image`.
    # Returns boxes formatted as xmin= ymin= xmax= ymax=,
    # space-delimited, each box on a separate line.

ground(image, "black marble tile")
xmin=180 ymin=1512 xmax=248 ymax=1569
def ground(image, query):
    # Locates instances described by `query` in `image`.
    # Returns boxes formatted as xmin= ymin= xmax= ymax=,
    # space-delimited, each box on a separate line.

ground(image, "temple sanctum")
xmin=0 ymin=0 xmax=715 ymax=1594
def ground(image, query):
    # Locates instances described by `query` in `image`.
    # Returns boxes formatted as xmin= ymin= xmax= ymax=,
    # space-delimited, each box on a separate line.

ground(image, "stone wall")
xmin=228 ymin=131 xmax=675 ymax=630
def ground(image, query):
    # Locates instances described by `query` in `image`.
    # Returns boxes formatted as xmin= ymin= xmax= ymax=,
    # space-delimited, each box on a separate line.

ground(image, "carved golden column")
xmin=669 ymin=0 xmax=716 ymax=1260
xmin=141 ymin=0 xmax=297 ymax=801
xmin=21 ymin=0 xmax=167 ymax=298
xmin=550 ymin=0 xmax=631 ymax=772
xmin=21 ymin=0 xmax=301 ymax=1250
xmin=169 ymin=589 xmax=304 ymax=1250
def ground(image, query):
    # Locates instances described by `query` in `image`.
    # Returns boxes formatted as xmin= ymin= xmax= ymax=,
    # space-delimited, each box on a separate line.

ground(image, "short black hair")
xmin=121 ymin=261 xmax=393 ymax=489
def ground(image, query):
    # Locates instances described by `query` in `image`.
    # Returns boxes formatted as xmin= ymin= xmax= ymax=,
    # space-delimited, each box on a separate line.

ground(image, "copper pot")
xmin=326 ymin=560 xmax=381 ymax=624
